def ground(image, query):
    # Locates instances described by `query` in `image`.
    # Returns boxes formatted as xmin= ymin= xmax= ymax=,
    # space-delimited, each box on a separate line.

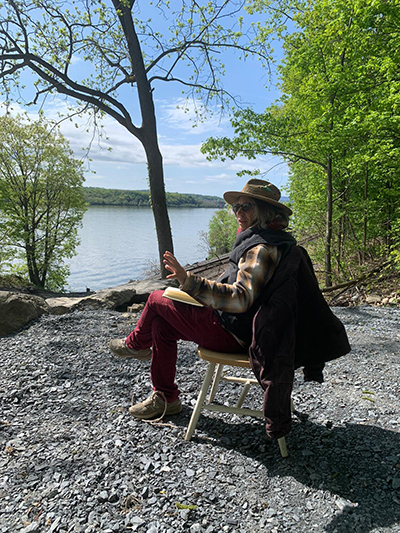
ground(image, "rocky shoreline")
xmin=0 ymin=278 xmax=172 ymax=337
xmin=1 ymin=302 xmax=399 ymax=533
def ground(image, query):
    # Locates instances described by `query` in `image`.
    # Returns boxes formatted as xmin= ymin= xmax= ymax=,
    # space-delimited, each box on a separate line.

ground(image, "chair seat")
xmin=197 ymin=347 xmax=251 ymax=367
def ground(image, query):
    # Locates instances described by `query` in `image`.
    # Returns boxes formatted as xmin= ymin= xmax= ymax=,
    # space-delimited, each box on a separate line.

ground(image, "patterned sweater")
xmin=181 ymin=244 xmax=281 ymax=314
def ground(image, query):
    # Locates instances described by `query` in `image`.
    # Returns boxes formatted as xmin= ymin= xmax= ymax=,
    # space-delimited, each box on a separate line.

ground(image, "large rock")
xmin=44 ymin=296 xmax=86 ymax=315
xmin=46 ymin=279 xmax=170 ymax=315
xmin=0 ymin=291 xmax=50 ymax=336
xmin=0 ymin=279 xmax=171 ymax=334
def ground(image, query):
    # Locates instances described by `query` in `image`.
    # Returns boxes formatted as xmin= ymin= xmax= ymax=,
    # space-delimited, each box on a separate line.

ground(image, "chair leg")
xmin=185 ymin=362 xmax=217 ymax=441
xmin=278 ymin=437 xmax=288 ymax=458
xmin=236 ymin=380 xmax=251 ymax=408
xmin=208 ymin=363 xmax=224 ymax=403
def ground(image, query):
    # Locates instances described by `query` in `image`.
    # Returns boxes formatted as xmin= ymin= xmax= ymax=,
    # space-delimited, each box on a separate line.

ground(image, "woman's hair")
xmin=252 ymin=198 xmax=290 ymax=230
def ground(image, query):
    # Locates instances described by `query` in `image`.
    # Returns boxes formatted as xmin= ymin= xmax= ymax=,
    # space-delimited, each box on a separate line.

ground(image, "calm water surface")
xmin=67 ymin=206 xmax=218 ymax=292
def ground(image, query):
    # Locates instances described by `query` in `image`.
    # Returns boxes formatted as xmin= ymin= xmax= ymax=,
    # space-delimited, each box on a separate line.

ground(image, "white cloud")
xmin=203 ymin=173 xmax=231 ymax=181
xmin=70 ymin=54 xmax=83 ymax=65
xmin=1 ymin=97 xmax=288 ymax=195
xmin=158 ymin=97 xmax=230 ymax=137
xmin=0 ymin=98 xmax=252 ymax=169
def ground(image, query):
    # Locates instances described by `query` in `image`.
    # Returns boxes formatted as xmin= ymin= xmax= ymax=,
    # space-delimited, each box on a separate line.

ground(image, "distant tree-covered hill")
xmin=83 ymin=187 xmax=225 ymax=208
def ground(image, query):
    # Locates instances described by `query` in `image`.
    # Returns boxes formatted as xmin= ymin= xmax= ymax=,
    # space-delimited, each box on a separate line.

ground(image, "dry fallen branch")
xmin=321 ymin=261 xmax=392 ymax=294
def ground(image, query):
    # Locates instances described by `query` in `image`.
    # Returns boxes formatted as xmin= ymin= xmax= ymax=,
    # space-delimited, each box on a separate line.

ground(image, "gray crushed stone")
xmin=0 ymin=305 xmax=399 ymax=533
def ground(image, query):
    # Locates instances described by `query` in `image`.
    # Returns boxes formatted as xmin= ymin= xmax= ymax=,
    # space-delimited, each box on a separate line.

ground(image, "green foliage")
xmin=390 ymin=220 xmax=400 ymax=267
xmin=0 ymin=1 xmax=271 ymax=129
xmin=0 ymin=113 xmax=87 ymax=290
xmin=203 ymin=0 xmax=400 ymax=286
xmin=83 ymin=188 xmax=224 ymax=208
xmin=0 ymin=0 xmax=272 ymax=276
xmin=208 ymin=208 xmax=238 ymax=257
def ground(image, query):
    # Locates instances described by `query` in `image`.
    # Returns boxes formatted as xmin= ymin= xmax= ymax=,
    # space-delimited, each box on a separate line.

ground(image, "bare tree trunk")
xmin=336 ymin=178 xmax=345 ymax=275
xmin=362 ymin=162 xmax=368 ymax=263
xmin=337 ymin=213 xmax=343 ymax=275
xmin=324 ymin=155 xmax=333 ymax=287
xmin=26 ymin=244 xmax=42 ymax=286
xmin=144 ymin=139 xmax=174 ymax=275
xmin=24 ymin=202 xmax=43 ymax=286
xmin=114 ymin=0 xmax=173 ymax=278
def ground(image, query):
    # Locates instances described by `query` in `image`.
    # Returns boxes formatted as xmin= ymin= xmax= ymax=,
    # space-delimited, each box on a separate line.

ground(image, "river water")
xmin=66 ymin=205 xmax=218 ymax=292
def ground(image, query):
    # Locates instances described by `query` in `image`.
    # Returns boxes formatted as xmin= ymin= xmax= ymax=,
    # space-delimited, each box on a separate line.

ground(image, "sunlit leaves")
xmin=0 ymin=113 xmax=86 ymax=289
xmin=208 ymin=207 xmax=238 ymax=257
xmin=1 ymin=0 xmax=274 ymax=123
xmin=204 ymin=0 xmax=400 ymax=281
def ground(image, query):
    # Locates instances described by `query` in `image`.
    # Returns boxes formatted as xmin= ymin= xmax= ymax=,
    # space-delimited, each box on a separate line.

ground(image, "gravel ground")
xmin=0 ymin=305 xmax=399 ymax=533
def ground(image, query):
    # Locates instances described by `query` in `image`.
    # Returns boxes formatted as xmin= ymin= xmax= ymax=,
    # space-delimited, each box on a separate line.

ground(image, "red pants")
xmin=125 ymin=290 xmax=242 ymax=402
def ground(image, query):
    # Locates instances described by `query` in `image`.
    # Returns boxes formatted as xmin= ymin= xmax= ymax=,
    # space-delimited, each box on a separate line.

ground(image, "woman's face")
xmin=233 ymin=196 xmax=256 ymax=231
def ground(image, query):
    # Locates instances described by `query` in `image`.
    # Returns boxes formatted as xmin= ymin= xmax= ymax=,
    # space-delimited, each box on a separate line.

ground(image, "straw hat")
xmin=223 ymin=179 xmax=292 ymax=216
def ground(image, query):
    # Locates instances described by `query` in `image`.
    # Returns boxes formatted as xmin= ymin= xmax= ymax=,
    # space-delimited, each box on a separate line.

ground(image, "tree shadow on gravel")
xmin=178 ymin=412 xmax=400 ymax=533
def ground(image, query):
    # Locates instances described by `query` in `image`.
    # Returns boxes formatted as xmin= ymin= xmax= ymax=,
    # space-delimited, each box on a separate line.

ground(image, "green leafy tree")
xmin=0 ymin=0 xmax=270 ymax=276
xmin=0 ymin=113 xmax=86 ymax=290
xmin=203 ymin=0 xmax=400 ymax=286
xmin=208 ymin=208 xmax=238 ymax=257
xmin=82 ymin=187 xmax=223 ymax=207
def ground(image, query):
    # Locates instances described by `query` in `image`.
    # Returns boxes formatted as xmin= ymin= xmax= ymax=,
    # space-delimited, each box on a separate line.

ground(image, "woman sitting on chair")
xmin=109 ymin=179 xmax=296 ymax=419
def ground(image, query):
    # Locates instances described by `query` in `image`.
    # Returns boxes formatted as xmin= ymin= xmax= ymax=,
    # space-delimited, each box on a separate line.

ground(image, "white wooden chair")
xmin=184 ymin=346 xmax=289 ymax=458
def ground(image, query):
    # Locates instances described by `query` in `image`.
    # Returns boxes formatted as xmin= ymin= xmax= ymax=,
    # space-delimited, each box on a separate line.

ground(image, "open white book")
xmin=162 ymin=286 xmax=204 ymax=307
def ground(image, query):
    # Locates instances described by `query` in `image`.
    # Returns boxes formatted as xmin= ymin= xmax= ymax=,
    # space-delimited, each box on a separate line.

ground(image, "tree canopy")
xmin=0 ymin=0 xmax=271 ymax=276
xmin=0 ymin=113 xmax=86 ymax=289
xmin=202 ymin=0 xmax=400 ymax=286
xmin=83 ymin=187 xmax=224 ymax=208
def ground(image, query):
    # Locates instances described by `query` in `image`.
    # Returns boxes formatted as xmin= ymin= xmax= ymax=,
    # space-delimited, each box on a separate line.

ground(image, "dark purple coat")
xmin=249 ymin=245 xmax=351 ymax=439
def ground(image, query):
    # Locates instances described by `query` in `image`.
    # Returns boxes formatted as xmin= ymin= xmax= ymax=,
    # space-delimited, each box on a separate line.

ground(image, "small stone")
xmin=302 ymin=449 xmax=314 ymax=456
xmin=21 ymin=523 xmax=40 ymax=533
xmin=98 ymin=491 xmax=109 ymax=503
xmin=335 ymin=498 xmax=357 ymax=511
xmin=108 ymin=492 xmax=119 ymax=503
xmin=128 ymin=516 xmax=145 ymax=527
xmin=392 ymin=478 xmax=400 ymax=490
xmin=87 ymin=511 xmax=98 ymax=525
xmin=180 ymin=509 xmax=191 ymax=521
xmin=366 ymin=294 xmax=381 ymax=304
xmin=232 ymin=465 xmax=245 ymax=475
xmin=48 ymin=517 xmax=61 ymax=533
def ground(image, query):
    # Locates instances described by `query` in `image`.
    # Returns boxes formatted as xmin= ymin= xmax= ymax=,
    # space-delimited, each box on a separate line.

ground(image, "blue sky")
xmin=0 ymin=4 xmax=289 ymax=200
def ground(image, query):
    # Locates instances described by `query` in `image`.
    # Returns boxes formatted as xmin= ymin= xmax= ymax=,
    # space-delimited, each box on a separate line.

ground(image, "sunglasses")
xmin=232 ymin=202 xmax=255 ymax=214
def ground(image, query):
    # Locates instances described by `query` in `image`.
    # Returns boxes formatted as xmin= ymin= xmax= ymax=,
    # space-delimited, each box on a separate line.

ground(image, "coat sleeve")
xmin=181 ymin=245 xmax=280 ymax=313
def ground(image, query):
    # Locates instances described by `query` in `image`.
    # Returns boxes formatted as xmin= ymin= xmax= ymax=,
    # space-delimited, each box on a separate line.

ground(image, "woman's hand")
xmin=163 ymin=251 xmax=187 ymax=285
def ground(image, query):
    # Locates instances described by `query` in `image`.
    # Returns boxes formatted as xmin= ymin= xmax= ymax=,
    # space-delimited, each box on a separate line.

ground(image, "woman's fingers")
xmin=163 ymin=252 xmax=180 ymax=269
xmin=163 ymin=251 xmax=187 ymax=284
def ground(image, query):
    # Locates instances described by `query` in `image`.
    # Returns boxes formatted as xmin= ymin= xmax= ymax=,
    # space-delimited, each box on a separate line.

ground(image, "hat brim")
xmin=223 ymin=190 xmax=292 ymax=216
